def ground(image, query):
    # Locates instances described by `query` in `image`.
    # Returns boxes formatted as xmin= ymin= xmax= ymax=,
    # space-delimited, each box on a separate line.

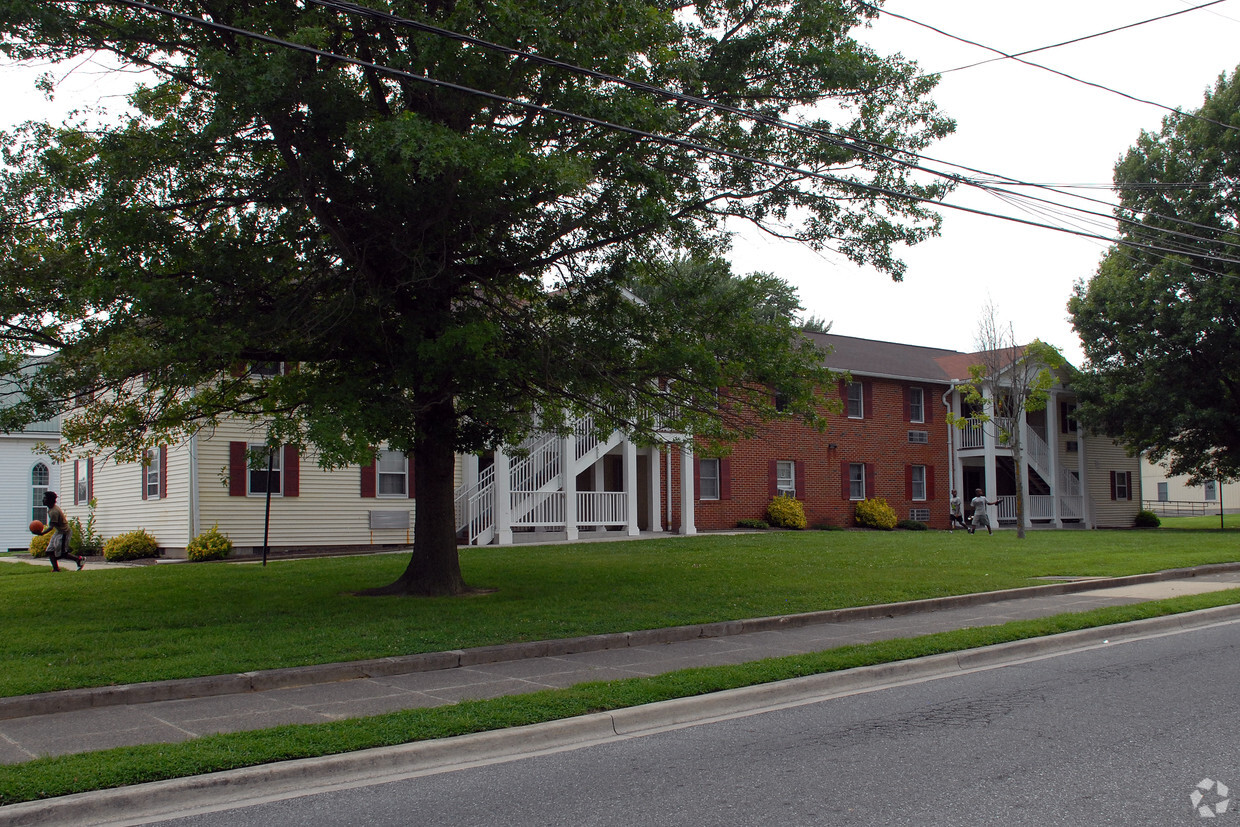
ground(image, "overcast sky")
xmin=3 ymin=2 xmax=1239 ymax=366
xmin=731 ymin=0 xmax=1240 ymax=365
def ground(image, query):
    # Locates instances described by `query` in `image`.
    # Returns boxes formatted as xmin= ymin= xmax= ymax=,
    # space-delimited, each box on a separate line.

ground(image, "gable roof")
xmin=804 ymin=333 xmax=1060 ymax=385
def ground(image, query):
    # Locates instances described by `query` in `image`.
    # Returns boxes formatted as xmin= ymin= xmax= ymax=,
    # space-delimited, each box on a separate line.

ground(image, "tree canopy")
xmin=1069 ymin=65 xmax=1240 ymax=485
xmin=0 ymin=0 xmax=953 ymax=594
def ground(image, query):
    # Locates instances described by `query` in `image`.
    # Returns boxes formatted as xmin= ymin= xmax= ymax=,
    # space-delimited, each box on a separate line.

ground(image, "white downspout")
xmin=941 ymin=384 xmax=957 ymax=497
xmin=187 ymin=433 xmax=200 ymax=543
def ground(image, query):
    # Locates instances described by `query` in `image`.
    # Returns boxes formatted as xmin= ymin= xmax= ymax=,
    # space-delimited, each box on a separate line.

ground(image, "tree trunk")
xmin=359 ymin=398 xmax=472 ymax=597
xmin=1013 ymin=430 xmax=1027 ymax=540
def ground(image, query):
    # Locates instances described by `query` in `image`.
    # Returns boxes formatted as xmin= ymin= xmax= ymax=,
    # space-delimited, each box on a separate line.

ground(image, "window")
xmin=1205 ymin=481 xmax=1217 ymax=501
xmin=250 ymin=361 xmax=285 ymax=377
xmin=846 ymin=382 xmax=864 ymax=419
xmin=31 ymin=463 xmax=49 ymax=523
xmin=76 ymin=468 xmax=88 ymax=505
xmin=1066 ymin=440 xmax=1079 ymax=453
xmin=145 ymin=448 xmax=161 ymax=499
xmin=377 ymin=450 xmax=409 ymax=497
xmin=249 ymin=443 xmax=282 ymax=495
xmin=849 ymin=463 xmax=865 ymax=500
xmin=910 ymin=465 xmax=927 ymax=501
xmin=1060 ymin=401 xmax=1078 ymax=434
xmin=776 ymin=460 xmax=795 ymax=496
xmin=699 ymin=458 xmax=720 ymax=500
xmin=1157 ymin=482 xmax=1168 ymax=502
xmin=909 ymin=508 xmax=930 ymax=523
xmin=1111 ymin=471 xmax=1131 ymax=501
xmin=908 ymin=387 xmax=925 ymax=423
xmin=908 ymin=430 xmax=929 ymax=444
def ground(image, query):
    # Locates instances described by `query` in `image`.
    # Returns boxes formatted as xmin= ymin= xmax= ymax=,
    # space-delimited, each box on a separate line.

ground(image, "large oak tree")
xmin=1069 ymin=66 xmax=1240 ymax=485
xmin=0 ymin=0 xmax=952 ymax=594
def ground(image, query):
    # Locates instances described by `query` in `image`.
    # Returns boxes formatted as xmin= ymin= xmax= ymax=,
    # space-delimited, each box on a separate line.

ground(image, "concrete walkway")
xmin=2 ymin=563 xmax=1239 ymax=767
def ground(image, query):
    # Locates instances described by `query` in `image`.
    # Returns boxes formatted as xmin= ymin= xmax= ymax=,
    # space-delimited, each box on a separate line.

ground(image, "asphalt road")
xmin=142 ymin=618 xmax=1240 ymax=827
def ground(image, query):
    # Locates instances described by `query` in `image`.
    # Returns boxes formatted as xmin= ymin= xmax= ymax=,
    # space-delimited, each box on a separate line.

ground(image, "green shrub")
xmin=1134 ymin=510 xmax=1161 ymax=528
xmin=103 ymin=529 xmax=160 ymax=562
xmin=736 ymin=518 xmax=769 ymax=530
xmin=70 ymin=498 xmax=104 ymax=556
xmin=28 ymin=531 xmax=50 ymax=558
xmin=766 ymin=495 xmax=807 ymax=529
xmin=186 ymin=525 xmax=233 ymax=562
xmin=896 ymin=519 xmax=928 ymax=531
xmin=855 ymin=497 xmax=898 ymax=530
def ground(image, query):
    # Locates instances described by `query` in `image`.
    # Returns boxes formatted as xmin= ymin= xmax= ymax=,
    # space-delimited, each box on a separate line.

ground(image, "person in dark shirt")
xmin=41 ymin=492 xmax=83 ymax=571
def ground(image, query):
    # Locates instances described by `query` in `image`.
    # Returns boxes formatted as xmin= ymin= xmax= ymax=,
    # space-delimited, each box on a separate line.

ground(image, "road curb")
xmin=2 ymin=561 xmax=1239 ymax=722
xmin=7 ymin=602 xmax=1240 ymax=826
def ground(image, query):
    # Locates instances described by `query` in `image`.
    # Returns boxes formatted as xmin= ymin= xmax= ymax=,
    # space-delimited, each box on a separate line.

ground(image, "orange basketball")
xmin=29 ymin=520 xmax=44 ymax=535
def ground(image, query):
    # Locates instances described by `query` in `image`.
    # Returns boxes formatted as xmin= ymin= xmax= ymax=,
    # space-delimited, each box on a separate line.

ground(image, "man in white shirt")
xmin=969 ymin=488 xmax=999 ymax=535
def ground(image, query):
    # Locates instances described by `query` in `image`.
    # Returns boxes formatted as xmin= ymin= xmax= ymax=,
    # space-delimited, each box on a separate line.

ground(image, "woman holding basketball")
xmin=41 ymin=492 xmax=83 ymax=571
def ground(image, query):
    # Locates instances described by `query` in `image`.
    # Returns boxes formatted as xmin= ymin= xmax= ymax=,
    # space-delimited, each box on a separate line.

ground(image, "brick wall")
xmin=667 ymin=377 xmax=952 ymax=530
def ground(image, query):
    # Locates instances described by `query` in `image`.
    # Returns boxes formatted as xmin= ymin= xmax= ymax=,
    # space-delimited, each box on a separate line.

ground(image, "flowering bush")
xmin=855 ymin=497 xmax=898 ymax=530
xmin=103 ymin=529 xmax=160 ymax=562
xmin=766 ymin=495 xmax=807 ymax=529
xmin=187 ymin=525 xmax=233 ymax=562
xmin=28 ymin=531 xmax=50 ymax=558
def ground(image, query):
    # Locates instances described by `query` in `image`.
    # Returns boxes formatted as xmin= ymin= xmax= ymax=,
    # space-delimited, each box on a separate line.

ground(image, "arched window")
xmin=31 ymin=463 xmax=49 ymax=523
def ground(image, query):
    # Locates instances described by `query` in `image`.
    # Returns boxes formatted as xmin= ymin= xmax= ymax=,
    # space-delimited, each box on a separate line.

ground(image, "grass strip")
xmin=3 ymin=587 xmax=1239 ymax=807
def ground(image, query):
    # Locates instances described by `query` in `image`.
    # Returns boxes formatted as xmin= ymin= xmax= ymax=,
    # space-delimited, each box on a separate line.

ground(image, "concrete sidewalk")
xmin=2 ymin=563 xmax=1240 ymax=767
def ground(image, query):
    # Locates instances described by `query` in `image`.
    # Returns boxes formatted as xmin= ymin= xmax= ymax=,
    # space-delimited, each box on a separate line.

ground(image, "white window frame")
xmin=911 ymin=465 xmax=927 ymax=501
xmin=699 ymin=458 xmax=720 ymax=501
xmin=75 ymin=465 xmax=88 ymax=505
xmin=250 ymin=361 xmax=285 ymax=377
xmin=1114 ymin=471 xmax=1130 ymax=501
xmin=909 ymin=387 xmax=925 ymax=423
xmin=248 ymin=443 xmax=282 ymax=496
xmin=32 ymin=463 xmax=49 ymax=523
xmin=849 ymin=463 xmax=865 ymax=501
xmin=377 ymin=449 xmax=409 ymax=497
xmin=846 ymin=382 xmax=864 ymax=419
xmin=776 ymin=460 xmax=795 ymax=496
xmin=145 ymin=448 xmax=161 ymax=499
xmin=1157 ymin=482 xmax=1168 ymax=502
xmin=1204 ymin=480 xmax=1217 ymax=501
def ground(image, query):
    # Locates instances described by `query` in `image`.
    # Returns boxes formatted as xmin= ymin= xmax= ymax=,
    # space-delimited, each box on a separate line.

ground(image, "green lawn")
xmin=3 ymin=529 xmax=1238 ymax=698
xmin=1157 ymin=512 xmax=1240 ymax=530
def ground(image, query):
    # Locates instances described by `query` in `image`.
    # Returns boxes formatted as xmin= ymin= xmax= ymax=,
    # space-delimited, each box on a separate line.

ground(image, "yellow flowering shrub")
xmin=766 ymin=495 xmax=807 ymax=529
xmin=28 ymin=531 xmax=51 ymax=558
xmin=103 ymin=529 xmax=159 ymax=562
xmin=186 ymin=525 xmax=233 ymax=562
xmin=855 ymin=497 xmax=898 ymax=530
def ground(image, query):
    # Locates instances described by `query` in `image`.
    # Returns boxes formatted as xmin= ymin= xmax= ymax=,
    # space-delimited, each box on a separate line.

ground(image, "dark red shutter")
xmin=926 ymin=465 xmax=936 ymax=500
xmin=840 ymin=461 xmax=851 ymax=500
xmin=768 ymin=460 xmax=779 ymax=498
xmin=407 ymin=453 xmax=416 ymax=498
xmin=283 ymin=445 xmax=300 ymax=497
xmin=229 ymin=441 xmax=247 ymax=497
xmin=360 ymin=461 xmax=376 ymax=498
xmin=1125 ymin=471 xmax=1133 ymax=501
xmin=905 ymin=465 xmax=913 ymax=500
xmin=863 ymin=382 xmax=873 ymax=420
xmin=794 ymin=461 xmax=806 ymax=500
xmin=159 ymin=445 xmax=168 ymax=499
xmin=74 ymin=460 xmax=81 ymax=506
xmin=719 ymin=457 xmax=732 ymax=500
xmin=1110 ymin=471 xmax=1117 ymax=501
xmin=866 ymin=463 xmax=877 ymax=499
xmin=87 ymin=458 xmax=94 ymax=502
xmin=140 ymin=451 xmax=148 ymax=501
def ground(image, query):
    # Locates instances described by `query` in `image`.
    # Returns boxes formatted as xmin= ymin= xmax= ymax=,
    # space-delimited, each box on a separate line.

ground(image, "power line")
xmin=73 ymin=1 xmax=1240 ymax=271
xmin=861 ymin=1 xmax=1240 ymax=135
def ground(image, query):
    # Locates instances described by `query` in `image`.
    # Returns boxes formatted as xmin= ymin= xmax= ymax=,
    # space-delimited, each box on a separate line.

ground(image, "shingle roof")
xmin=805 ymin=332 xmax=974 ymax=383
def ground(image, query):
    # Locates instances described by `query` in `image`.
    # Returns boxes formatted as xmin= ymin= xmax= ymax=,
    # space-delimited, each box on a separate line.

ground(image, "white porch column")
xmin=1077 ymin=424 xmax=1092 ymax=529
xmin=647 ymin=445 xmax=663 ymax=532
xmin=494 ymin=448 xmax=512 ymax=545
xmin=1018 ymin=415 xmax=1031 ymax=532
xmin=624 ymin=440 xmax=639 ymax=536
xmin=462 ymin=453 xmax=480 ymax=491
xmin=563 ymin=435 xmax=578 ymax=541
xmin=1047 ymin=390 xmax=1062 ymax=528
xmin=679 ymin=443 xmax=697 ymax=536
xmin=982 ymin=382 xmax=998 ymax=514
